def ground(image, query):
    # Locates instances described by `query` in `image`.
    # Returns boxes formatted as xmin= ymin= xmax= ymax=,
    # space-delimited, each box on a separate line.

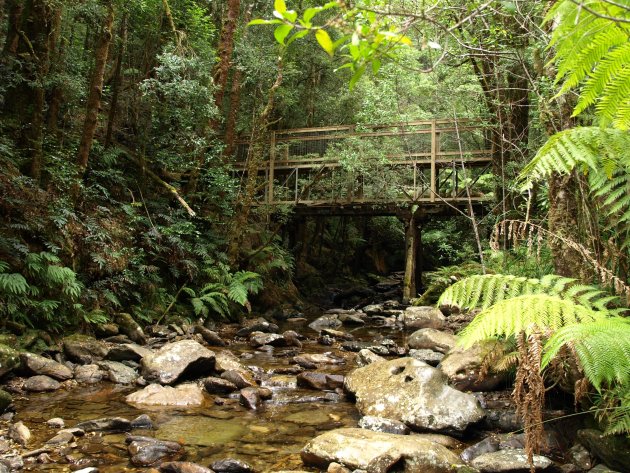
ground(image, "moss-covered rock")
xmin=0 ymin=343 xmax=20 ymax=378
xmin=0 ymin=389 xmax=12 ymax=413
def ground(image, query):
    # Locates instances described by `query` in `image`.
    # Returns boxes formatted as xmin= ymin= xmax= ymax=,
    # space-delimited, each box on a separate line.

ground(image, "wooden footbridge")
xmin=232 ymin=119 xmax=494 ymax=301
xmin=233 ymin=119 xmax=493 ymax=216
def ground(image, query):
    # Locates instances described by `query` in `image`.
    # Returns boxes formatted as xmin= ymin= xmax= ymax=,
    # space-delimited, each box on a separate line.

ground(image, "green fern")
xmin=542 ymin=317 xmax=630 ymax=390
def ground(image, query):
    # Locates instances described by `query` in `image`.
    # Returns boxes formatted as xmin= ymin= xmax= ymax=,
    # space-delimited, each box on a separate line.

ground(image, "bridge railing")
xmin=233 ymin=119 xmax=493 ymax=207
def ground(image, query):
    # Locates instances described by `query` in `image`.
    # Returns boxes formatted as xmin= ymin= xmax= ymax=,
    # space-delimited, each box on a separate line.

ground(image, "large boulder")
xmin=408 ymin=329 xmax=457 ymax=354
xmin=114 ymin=313 xmax=147 ymax=344
xmin=126 ymin=383 xmax=206 ymax=407
xmin=470 ymin=449 xmax=552 ymax=472
xmin=141 ymin=340 xmax=214 ymax=385
xmin=301 ymin=428 xmax=460 ymax=473
xmin=578 ymin=429 xmax=630 ymax=473
xmin=107 ymin=343 xmax=153 ymax=362
xmin=345 ymin=357 xmax=485 ymax=433
xmin=23 ymin=375 xmax=61 ymax=392
xmin=439 ymin=341 xmax=505 ymax=392
xmin=0 ymin=344 xmax=20 ymax=378
xmin=308 ymin=314 xmax=342 ymax=331
xmin=63 ymin=334 xmax=109 ymax=364
xmin=402 ymin=307 xmax=446 ymax=330
xmin=97 ymin=360 xmax=138 ymax=384
xmin=20 ymin=353 xmax=73 ymax=380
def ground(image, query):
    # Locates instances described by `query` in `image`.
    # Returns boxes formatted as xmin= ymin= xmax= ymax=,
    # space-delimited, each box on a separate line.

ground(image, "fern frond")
xmin=542 ymin=317 xmax=630 ymax=390
xmin=0 ymin=272 xmax=29 ymax=295
xmin=458 ymin=294 xmax=609 ymax=349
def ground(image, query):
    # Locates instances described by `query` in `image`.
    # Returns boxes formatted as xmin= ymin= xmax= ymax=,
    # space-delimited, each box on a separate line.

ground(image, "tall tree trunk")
xmin=47 ymin=6 xmax=65 ymax=136
xmin=2 ymin=0 xmax=23 ymax=56
xmin=105 ymin=12 xmax=128 ymax=148
xmin=76 ymin=0 xmax=114 ymax=175
xmin=213 ymin=0 xmax=240 ymax=122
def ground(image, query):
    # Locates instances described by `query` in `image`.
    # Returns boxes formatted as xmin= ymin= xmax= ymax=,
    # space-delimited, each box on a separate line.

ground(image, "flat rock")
xmin=402 ymin=306 xmax=446 ymax=330
xmin=408 ymin=329 xmax=457 ymax=354
xmin=160 ymin=461 xmax=214 ymax=473
xmin=301 ymin=427 xmax=460 ymax=473
xmin=294 ymin=353 xmax=344 ymax=369
xmin=297 ymin=372 xmax=343 ymax=391
xmin=210 ymin=458 xmax=253 ymax=473
xmin=250 ymin=332 xmax=286 ymax=348
xmin=75 ymin=416 xmax=131 ymax=432
xmin=126 ymin=383 xmax=206 ymax=406
xmin=214 ymin=350 xmax=247 ymax=373
xmin=97 ymin=360 xmax=138 ymax=384
xmin=204 ymin=376 xmax=238 ymax=394
xmin=358 ymin=416 xmax=410 ymax=435
xmin=236 ymin=317 xmax=279 ymax=337
xmin=321 ymin=328 xmax=354 ymax=340
xmin=344 ymin=357 xmax=485 ymax=433
xmin=308 ymin=314 xmax=342 ymax=331
xmin=141 ymin=340 xmax=215 ymax=385
xmin=193 ymin=326 xmax=227 ymax=346
xmin=63 ymin=335 xmax=109 ymax=364
xmin=74 ymin=364 xmax=104 ymax=384
xmin=356 ymin=349 xmax=385 ymax=367
xmin=20 ymin=353 xmax=73 ymax=380
xmin=107 ymin=343 xmax=153 ymax=362
xmin=440 ymin=341 xmax=506 ymax=392
xmin=127 ymin=435 xmax=183 ymax=466
xmin=471 ymin=449 xmax=552 ymax=472
xmin=23 ymin=375 xmax=61 ymax=392
xmin=221 ymin=369 xmax=256 ymax=388
xmin=409 ymin=349 xmax=444 ymax=366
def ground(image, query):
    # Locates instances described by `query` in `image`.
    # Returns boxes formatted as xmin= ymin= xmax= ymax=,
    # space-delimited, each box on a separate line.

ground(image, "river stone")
xmin=156 ymin=416 xmax=246 ymax=446
xmin=308 ymin=314 xmax=342 ymax=331
xmin=344 ymin=357 xmax=485 ymax=433
xmin=567 ymin=444 xmax=592 ymax=471
xmin=338 ymin=311 xmax=366 ymax=325
xmin=297 ymin=372 xmax=344 ymax=391
xmin=402 ymin=306 xmax=446 ymax=330
xmin=107 ymin=343 xmax=153 ymax=362
xmin=356 ymin=349 xmax=385 ymax=367
xmin=20 ymin=352 xmax=73 ymax=380
xmin=160 ymin=461 xmax=214 ymax=473
xmin=74 ymin=364 xmax=104 ymax=383
xmin=0 ymin=389 xmax=12 ymax=413
xmin=221 ymin=369 xmax=256 ymax=388
xmin=210 ymin=458 xmax=253 ymax=473
xmin=461 ymin=437 xmax=501 ymax=463
xmin=236 ymin=317 xmax=279 ymax=337
xmin=97 ymin=360 xmax=138 ymax=384
xmin=63 ymin=334 xmax=109 ymax=364
xmin=141 ymin=339 xmax=215 ymax=385
xmin=471 ymin=449 xmax=552 ymax=472
xmin=193 ymin=325 xmax=226 ymax=346
xmin=301 ymin=427 xmax=460 ymax=473
xmin=131 ymin=414 xmax=155 ymax=429
xmin=408 ymin=329 xmax=457 ymax=354
xmin=294 ymin=353 xmax=344 ymax=369
xmin=409 ymin=349 xmax=444 ymax=366
xmin=126 ymin=383 xmax=206 ymax=406
xmin=76 ymin=416 xmax=131 ymax=432
xmin=0 ymin=344 xmax=20 ymax=378
xmin=578 ymin=429 xmax=630 ymax=473
xmin=250 ymin=332 xmax=286 ymax=348
xmin=114 ymin=312 xmax=147 ymax=344
xmin=358 ymin=416 xmax=410 ymax=435
xmin=9 ymin=421 xmax=31 ymax=446
xmin=588 ymin=466 xmax=621 ymax=473
xmin=46 ymin=430 xmax=74 ymax=445
xmin=215 ymin=350 xmax=248 ymax=373
xmin=23 ymin=374 xmax=61 ymax=392
xmin=204 ymin=376 xmax=238 ymax=394
xmin=239 ymin=387 xmax=262 ymax=409
xmin=439 ymin=341 xmax=505 ymax=392
xmin=127 ymin=435 xmax=183 ymax=466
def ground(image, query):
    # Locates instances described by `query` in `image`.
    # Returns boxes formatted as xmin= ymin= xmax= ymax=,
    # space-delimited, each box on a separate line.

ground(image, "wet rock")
xmin=97 ymin=360 xmax=138 ymax=384
xmin=338 ymin=311 xmax=366 ymax=325
xmin=160 ymin=461 xmax=214 ymax=473
xmin=318 ymin=335 xmax=334 ymax=346
xmin=471 ymin=449 xmax=552 ymax=472
xmin=114 ymin=312 xmax=147 ymax=344
xmin=344 ymin=357 xmax=485 ymax=433
xmin=588 ymin=466 xmax=621 ymax=473
xmin=568 ymin=444 xmax=592 ymax=471
xmin=294 ymin=353 xmax=344 ymax=369
xmin=46 ymin=417 xmax=64 ymax=428
xmin=355 ymin=349 xmax=385 ymax=367
xmin=74 ymin=364 xmax=104 ymax=384
xmin=283 ymin=330 xmax=303 ymax=348
xmin=0 ymin=344 xmax=20 ymax=378
xmin=402 ymin=306 xmax=446 ymax=330
xmin=239 ymin=387 xmax=262 ymax=410
xmin=0 ymin=440 xmax=8 ymax=453
xmin=76 ymin=416 xmax=132 ymax=432
xmin=297 ymin=372 xmax=344 ymax=391
xmin=461 ymin=437 xmax=501 ymax=463
xmin=358 ymin=416 xmax=410 ymax=435
xmin=131 ymin=414 xmax=155 ymax=430
xmin=301 ymin=427 xmax=460 ymax=472
xmin=107 ymin=343 xmax=153 ymax=362
xmin=126 ymin=383 xmax=206 ymax=406
xmin=20 ymin=352 xmax=73 ymax=380
xmin=341 ymin=341 xmax=390 ymax=355
xmin=215 ymin=350 xmax=248 ymax=374
xmin=204 ymin=376 xmax=239 ymax=394
xmin=0 ymin=455 xmax=23 ymax=471
xmin=0 ymin=389 xmax=12 ymax=413
xmin=440 ymin=342 xmax=506 ymax=392
xmin=95 ymin=323 xmax=119 ymax=338
xmin=193 ymin=325 xmax=227 ymax=346
xmin=327 ymin=462 xmax=351 ymax=473
xmin=9 ymin=421 xmax=31 ymax=446
xmin=321 ymin=328 xmax=354 ymax=340
xmin=141 ymin=340 xmax=215 ymax=385
xmin=236 ymin=317 xmax=279 ymax=337
xmin=250 ymin=332 xmax=286 ymax=348
xmin=210 ymin=458 xmax=253 ymax=473
xmin=409 ymin=349 xmax=444 ymax=366
xmin=362 ymin=304 xmax=388 ymax=315
xmin=45 ymin=429 xmax=74 ymax=445
xmin=308 ymin=314 xmax=342 ymax=331
xmin=63 ymin=335 xmax=109 ymax=364
xmin=23 ymin=374 xmax=61 ymax=392
xmin=578 ymin=429 xmax=630 ymax=473
xmin=221 ymin=369 xmax=256 ymax=389
xmin=0 ymin=463 xmax=8 ymax=473
xmin=74 ymin=468 xmax=99 ymax=473
xmin=127 ymin=435 xmax=183 ymax=466
xmin=408 ymin=329 xmax=457 ymax=354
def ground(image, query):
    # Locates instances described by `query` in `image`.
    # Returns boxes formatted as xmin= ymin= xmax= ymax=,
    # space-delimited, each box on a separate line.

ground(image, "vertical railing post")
xmin=430 ymin=120 xmax=437 ymax=202
xmin=268 ymin=131 xmax=276 ymax=204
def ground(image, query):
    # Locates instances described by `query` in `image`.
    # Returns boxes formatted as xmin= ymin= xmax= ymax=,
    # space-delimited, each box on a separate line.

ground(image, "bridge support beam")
xmin=402 ymin=207 xmax=422 ymax=304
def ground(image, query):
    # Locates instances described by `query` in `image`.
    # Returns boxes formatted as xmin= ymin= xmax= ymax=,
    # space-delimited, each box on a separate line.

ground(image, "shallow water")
xmin=13 ymin=321 xmax=405 ymax=472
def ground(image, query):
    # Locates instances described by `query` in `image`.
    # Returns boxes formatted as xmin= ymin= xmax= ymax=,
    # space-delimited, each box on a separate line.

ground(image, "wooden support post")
xmin=430 ymin=120 xmax=437 ymax=202
xmin=268 ymin=131 xmax=275 ymax=204
xmin=402 ymin=206 xmax=419 ymax=303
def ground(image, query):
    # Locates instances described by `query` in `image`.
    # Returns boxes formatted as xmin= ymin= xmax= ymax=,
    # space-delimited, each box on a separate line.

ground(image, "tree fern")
xmin=458 ymin=294 xmax=610 ymax=348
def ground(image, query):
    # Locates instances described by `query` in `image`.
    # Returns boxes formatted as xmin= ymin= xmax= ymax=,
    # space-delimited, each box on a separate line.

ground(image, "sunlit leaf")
xmin=349 ymin=63 xmax=366 ymax=90
xmin=286 ymin=29 xmax=309 ymax=45
xmin=274 ymin=24 xmax=293 ymax=45
xmin=248 ymin=19 xmax=282 ymax=26
xmin=274 ymin=0 xmax=286 ymax=14
xmin=316 ymin=29 xmax=334 ymax=56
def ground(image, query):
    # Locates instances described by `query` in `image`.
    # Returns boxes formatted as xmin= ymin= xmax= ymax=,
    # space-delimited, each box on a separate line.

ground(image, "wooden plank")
xmin=268 ymin=131 xmax=276 ymax=204
xmin=430 ymin=121 xmax=437 ymax=203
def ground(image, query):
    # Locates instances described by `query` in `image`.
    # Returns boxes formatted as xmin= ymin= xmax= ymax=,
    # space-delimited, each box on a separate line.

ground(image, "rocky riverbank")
xmin=0 ymin=289 xmax=627 ymax=473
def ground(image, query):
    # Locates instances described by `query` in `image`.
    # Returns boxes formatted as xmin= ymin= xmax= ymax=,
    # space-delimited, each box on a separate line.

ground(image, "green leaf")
xmin=349 ymin=64 xmax=366 ymax=90
xmin=248 ymin=19 xmax=282 ymax=26
xmin=286 ymin=29 xmax=309 ymax=46
xmin=274 ymin=24 xmax=293 ymax=45
xmin=274 ymin=0 xmax=286 ymax=14
xmin=371 ymin=58 xmax=381 ymax=75
xmin=315 ymin=29 xmax=334 ymax=56
xmin=283 ymin=10 xmax=297 ymax=22
xmin=303 ymin=7 xmax=321 ymax=24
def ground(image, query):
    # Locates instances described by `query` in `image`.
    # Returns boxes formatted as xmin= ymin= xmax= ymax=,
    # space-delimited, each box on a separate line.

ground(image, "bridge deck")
xmin=233 ymin=119 xmax=494 ymax=215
